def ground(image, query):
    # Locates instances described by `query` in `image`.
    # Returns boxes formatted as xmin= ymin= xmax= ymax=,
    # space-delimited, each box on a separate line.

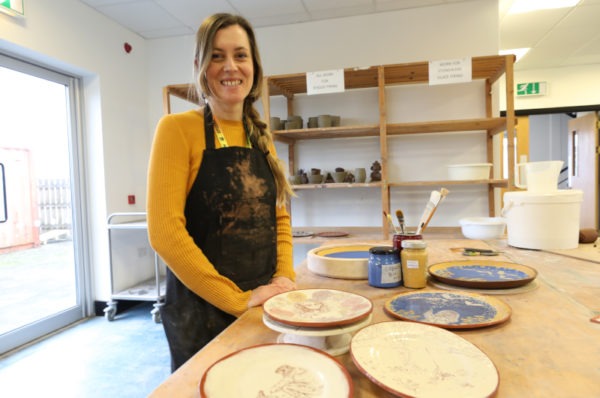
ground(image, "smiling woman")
xmin=147 ymin=13 xmax=297 ymax=372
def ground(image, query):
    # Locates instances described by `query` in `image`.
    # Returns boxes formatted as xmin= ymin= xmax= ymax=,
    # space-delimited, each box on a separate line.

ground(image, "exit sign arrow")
xmin=516 ymin=81 xmax=547 ymax=96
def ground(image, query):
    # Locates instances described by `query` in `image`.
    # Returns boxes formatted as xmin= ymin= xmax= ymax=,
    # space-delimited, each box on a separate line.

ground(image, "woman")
xmin=147 ymin=13 xmax=296 ymax=371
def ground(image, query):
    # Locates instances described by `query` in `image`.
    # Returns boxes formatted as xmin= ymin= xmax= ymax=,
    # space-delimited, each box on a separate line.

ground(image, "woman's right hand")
xmin=247 ymin=282 xmax=294 ymax=309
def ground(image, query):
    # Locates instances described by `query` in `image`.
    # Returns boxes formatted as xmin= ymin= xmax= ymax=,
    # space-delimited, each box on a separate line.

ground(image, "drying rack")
xmin=104 ymin=212 xmax=165 ymax=323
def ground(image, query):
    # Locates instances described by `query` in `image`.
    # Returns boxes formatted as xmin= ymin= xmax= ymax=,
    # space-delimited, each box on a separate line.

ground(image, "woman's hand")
xmin=270 ymin=276 xmax=296 ymax=290
xmin=247 ymin=279 xmax=295 ymax=309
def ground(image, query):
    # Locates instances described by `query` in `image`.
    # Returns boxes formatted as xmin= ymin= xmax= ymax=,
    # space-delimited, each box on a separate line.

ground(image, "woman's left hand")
xmin=270 ymin=276 xmax=296 ymax=290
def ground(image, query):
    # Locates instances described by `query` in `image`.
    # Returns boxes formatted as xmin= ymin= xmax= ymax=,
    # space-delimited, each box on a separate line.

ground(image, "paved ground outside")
xmin=0 ymin=240 xmax=76 ymax=335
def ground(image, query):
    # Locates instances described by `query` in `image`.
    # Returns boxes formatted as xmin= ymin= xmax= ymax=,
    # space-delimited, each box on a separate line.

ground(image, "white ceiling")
xmin=79 ymin=0 xmax=600 ymax=70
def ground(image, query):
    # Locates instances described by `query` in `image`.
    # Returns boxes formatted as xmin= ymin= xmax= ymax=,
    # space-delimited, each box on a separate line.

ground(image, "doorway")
xmin=0 ymin=54 xmax=88 ymax=354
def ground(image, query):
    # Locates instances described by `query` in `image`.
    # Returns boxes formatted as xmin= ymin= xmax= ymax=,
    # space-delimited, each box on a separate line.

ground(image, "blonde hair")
xmin=192 ymin=13 xmax=294 ymax=205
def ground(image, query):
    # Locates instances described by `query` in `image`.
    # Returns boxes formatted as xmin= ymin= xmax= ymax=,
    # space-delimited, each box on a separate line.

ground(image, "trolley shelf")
xmin=110 ymin=277 xmax=166 ymax=301
xmin=105 ymin=212 xmax=165 ymax=323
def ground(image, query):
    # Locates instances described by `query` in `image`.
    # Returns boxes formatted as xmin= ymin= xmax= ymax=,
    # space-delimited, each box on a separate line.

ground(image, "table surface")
xmin=149 ymin=235 xmax=600 ymax=398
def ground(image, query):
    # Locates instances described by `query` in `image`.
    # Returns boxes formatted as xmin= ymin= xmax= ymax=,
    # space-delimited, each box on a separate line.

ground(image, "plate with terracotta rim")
xmin=200 ymin=343 xmax=353 ymax=398
xmin=350 ymin=321 xmax=499 ymax=398
xmin=428 ymin=259 xmax=537 ymax=288
xmin=316 ymin=231 xmax=349 ymax=238
xmin=384 ymin=290 xmax=512 ymax=329
xmin=263 ymin=288 xmax=372 ymax=328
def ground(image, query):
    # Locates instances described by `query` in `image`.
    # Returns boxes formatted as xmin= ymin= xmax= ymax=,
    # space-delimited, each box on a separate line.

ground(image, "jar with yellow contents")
xmin=401 ymin=239 xmax=428 ymax=288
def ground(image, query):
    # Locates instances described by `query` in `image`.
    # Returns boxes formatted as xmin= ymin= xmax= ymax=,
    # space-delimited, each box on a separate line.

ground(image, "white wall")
xmin=147 ymin=0 xmax=500 ymax=232
xmin=500 ymin=64 xmax=600 ymax=111
xmin=0 ymin=0 xmax=150 ymax=302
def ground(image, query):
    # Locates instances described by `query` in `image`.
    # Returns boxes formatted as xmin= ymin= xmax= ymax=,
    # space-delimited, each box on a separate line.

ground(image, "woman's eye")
xmin=211 ymin=53 xmax=224 ymax=60
xmin=236 ymin=52 xmax=249 ymax=59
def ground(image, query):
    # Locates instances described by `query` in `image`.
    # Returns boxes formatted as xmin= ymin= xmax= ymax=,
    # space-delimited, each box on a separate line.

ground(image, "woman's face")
xmin=205 ymin=24 xmax=254 ymax=114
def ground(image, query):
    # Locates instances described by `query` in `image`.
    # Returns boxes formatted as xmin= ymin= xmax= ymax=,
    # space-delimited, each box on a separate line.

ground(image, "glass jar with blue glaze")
xmin=368 ymin=246 xmax=401 ymax=288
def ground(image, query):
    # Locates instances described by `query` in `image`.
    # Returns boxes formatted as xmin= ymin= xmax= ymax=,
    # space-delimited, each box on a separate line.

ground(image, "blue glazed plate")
xmin=428 ymin=260 xmax=537 ymax=288
xmin=384 ymin=290 xmax=511 ymax=329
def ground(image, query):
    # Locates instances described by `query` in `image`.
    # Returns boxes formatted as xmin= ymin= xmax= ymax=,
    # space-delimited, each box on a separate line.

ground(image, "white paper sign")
xmin=428 ymin=57 xmax=472 ymax=85
xmin=306 ymin=69 xmax=345 ymax=95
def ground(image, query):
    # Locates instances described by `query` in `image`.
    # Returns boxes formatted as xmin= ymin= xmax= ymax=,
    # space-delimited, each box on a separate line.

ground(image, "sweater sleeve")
xmin=147 ymin=115 xmax=251 ymax=317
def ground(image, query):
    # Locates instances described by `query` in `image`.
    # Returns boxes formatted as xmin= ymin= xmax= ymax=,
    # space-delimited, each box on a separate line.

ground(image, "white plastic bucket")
xmin=502 ymin=190 xmax=583 ymax=250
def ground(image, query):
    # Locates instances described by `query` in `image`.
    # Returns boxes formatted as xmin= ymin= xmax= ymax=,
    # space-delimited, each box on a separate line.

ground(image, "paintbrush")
xmin=395 ymin=209 xmax=406 ymax=234
xmin=416 ymin=190 xmax=442 ymax=235
xmin=422 ymin=188 xmax=450 ymax=231
xmin=383 ymin=211 xmax=399 ymax=234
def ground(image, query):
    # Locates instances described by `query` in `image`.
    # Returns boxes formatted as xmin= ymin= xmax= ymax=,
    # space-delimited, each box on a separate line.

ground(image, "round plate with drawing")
xmin=200 ymin=343 xmax=353 ymax=398
xmin=263 ymin=289 xmax=372 ymax=328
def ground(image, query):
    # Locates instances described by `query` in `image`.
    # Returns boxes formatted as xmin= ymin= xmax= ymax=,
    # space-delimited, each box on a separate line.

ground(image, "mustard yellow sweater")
xmin=147 ymin=109 xmax=294 ymax=317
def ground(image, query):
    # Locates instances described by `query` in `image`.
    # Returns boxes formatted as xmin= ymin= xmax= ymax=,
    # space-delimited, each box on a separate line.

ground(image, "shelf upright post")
xmin=378 ymin=65 xmax=390 ymax=239
xmin=505 ymin=55 xmax=516 ymax=191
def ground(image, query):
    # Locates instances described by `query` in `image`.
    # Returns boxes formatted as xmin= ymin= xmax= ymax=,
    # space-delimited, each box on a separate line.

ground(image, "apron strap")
xmin=203 ymin=105 xmax=216 ymax=149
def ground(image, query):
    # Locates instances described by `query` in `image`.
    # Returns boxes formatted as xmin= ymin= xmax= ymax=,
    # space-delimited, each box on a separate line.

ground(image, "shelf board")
xmin=387 ymin=117 xmax=507 ymax=135
xmin=273 ymin=124 xmax=379 ymax=141
xmin=292 ymin=182 xmax=383 ymax=190
xmin=267 ymin=55 xmax=513 ymax=97
xmin=389 ymin=179 xmax=508 ymax=187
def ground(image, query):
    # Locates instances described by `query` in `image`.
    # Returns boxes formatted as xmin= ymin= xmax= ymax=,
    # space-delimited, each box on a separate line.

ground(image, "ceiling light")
xmin=508 ymin=0 xmax=580 ymax=14
xmin=499 ymin=48 xmax=531 ymax=62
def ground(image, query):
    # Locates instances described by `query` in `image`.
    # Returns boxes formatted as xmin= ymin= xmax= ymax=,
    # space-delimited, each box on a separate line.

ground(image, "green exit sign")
xmin=0 ymin=0 xmax=24 ymax=16
xmin=516 ymin=81 xmax=547 ymax=96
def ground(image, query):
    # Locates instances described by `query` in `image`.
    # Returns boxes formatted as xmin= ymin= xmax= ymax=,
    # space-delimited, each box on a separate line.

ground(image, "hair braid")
xmin=244 ymin=100 xmax=295 ymax=205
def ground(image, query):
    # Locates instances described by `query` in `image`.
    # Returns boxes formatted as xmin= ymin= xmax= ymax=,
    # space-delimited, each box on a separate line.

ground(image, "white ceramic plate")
xmin=350 ymin=321 xmax=499 ymax=398
xmin=200 ymin=344 xmax=353 ymax=398
xmin=263 ymin=289 xmax=372 ymax=327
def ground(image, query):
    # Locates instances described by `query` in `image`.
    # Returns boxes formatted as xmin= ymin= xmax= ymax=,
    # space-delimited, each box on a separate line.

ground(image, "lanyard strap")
xmin=214 ymin=119 xmax=252 ymax=149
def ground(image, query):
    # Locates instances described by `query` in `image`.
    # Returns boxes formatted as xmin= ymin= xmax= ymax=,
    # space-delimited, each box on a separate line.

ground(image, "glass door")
xmin=0 ymin=54 xmax=88 ymax=354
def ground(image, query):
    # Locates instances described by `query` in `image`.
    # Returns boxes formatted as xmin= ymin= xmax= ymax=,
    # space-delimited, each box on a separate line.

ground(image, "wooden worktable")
xmin=150 ymin=235 xmax=600 ymax=397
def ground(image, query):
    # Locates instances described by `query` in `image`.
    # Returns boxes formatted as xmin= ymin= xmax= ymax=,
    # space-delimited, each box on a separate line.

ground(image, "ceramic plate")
xmin=200 ymin=344 xmax=353 ymax=398
xmin=263 ymin=289 xmax=372 ymax=327
xmin=316 ymin=231 xmax=349 ymax=238
xmin=350 ymin=321 xmax=499 ymax=398
xmin=384 ymin=290 xmax=511 ymax=329
xmin=428 ymin=260 xmax=537 ymax=288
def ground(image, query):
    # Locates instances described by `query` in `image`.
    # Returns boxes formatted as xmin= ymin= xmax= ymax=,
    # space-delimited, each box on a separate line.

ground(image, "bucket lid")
xmin=504 ymin=189 xmax=583 ymax=203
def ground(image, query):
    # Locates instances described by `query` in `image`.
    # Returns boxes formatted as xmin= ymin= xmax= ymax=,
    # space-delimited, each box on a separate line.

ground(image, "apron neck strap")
xmin=203 ymin=105 xmax=252 ymax=149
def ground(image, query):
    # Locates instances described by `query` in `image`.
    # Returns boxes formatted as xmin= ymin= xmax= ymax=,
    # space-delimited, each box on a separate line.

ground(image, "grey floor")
xmin=0 ymin=302 xmax=171 ymax=398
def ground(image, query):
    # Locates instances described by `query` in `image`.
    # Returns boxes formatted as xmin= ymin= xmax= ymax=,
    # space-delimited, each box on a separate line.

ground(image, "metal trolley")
xmin=104 ymin=212 xmax=165 ymax=323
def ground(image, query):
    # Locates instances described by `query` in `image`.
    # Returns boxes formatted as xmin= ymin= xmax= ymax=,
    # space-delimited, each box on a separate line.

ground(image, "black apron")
xmin=160 ymin=106 xmax=277 ymax=371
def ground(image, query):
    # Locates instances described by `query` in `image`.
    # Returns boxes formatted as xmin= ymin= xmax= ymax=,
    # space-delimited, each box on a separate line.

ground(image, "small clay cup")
xmin=354 ymin=168 xmax=367 ymax=183
xmin=332 ymin=171 xmax=347 ymax=183
xmin=308 ymin=117 xmax=318 ymax=128
xmin=308 ymin=174 xmax=323 ymax=184
xmin=317 ymin=114 xmax=331 ymax=128
xmin=270 ymin=117 xmax=281 ymax=130
xmin=331 ymin=115 xmax=341 ymax=127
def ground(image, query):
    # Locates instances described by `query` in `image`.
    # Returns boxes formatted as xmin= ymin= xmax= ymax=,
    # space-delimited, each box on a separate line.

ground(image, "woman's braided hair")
xmin=192 ymin=13 xmax=294 ymax=205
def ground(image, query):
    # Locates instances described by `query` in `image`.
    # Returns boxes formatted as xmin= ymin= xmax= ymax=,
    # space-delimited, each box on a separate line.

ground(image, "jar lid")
xmin=402 ymin=239 xmax=427 ymax=249
xmin=369 ymin=246 xmax=398 ymax=255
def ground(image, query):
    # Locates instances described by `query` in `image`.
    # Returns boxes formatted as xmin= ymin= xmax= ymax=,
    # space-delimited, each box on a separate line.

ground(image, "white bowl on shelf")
xmin=448 ymin=163 xmax=492 ymax=180
xmin=459 ymin=217 xmax=506 ymax=239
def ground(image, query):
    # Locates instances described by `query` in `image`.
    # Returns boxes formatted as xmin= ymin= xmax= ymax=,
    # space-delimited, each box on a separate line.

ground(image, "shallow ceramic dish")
xmin=448 ymin=163 xmax=492 ymax=180
xmin=200 ymin=343 xmax=353 ymax=398
xmin=316 ymin=231 xmax=349 ymax=237
xmin=292 ymin=230 xmax=314 ymax=238
xmin=459 ymin=217 xmax=506 ymax=239
xmin=263 ymin=288 xmax=372 ymax=327
xmin=428 ymin=260 xmax=537 ymax=288
xmin=307 ymin=244 xmax=372 ymax=279
xmin=350 ymin=321 xmax=499 ymax=398
xmin=384 ymin=290 xmax=511 ymax=329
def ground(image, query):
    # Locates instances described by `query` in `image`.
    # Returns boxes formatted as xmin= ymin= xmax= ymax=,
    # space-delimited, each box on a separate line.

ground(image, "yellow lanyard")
xmin=214 ymin=120 xmax=252 ymax=149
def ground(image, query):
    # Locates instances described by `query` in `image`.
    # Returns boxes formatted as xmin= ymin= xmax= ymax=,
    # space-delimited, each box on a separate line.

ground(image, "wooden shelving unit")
xmin=162 ymin=55 xmax=516 ymax=239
